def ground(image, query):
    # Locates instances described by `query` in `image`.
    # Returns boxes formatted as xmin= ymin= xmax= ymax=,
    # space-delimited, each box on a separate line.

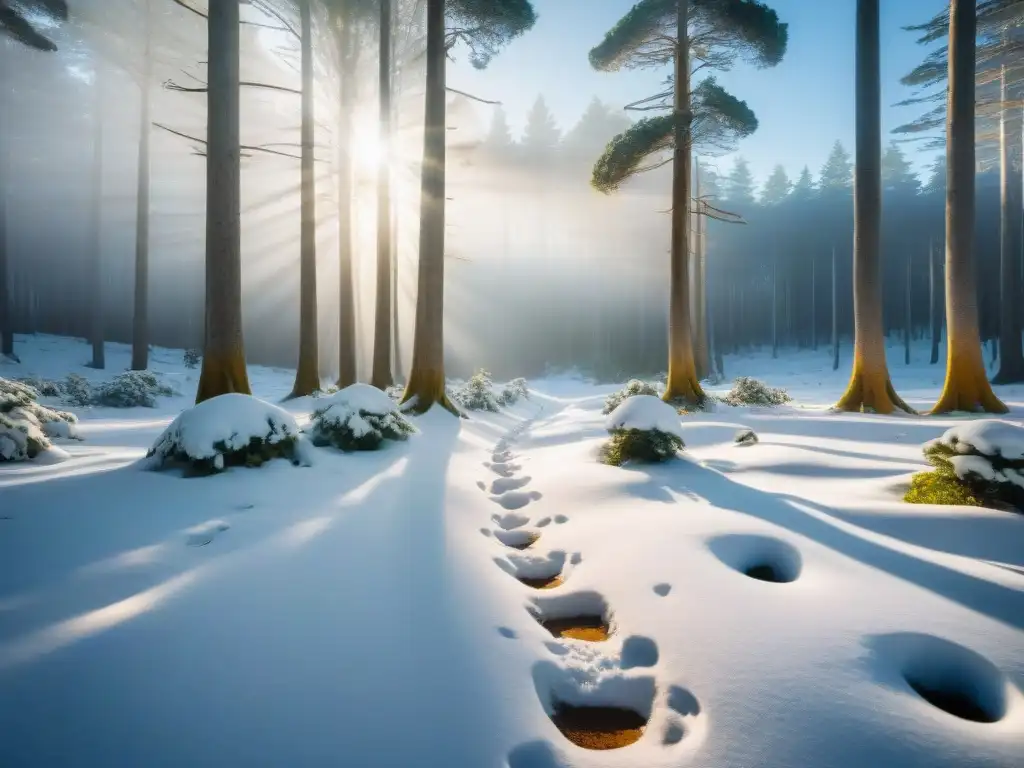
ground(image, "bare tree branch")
xmin=446 ymin=86 xmax=500 ymax=105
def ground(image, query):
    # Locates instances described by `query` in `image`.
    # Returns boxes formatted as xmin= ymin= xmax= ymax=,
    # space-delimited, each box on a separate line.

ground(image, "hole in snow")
xmin=492 ymin=490 xmax=543 ymax=511
xmin=531 ymin=591 xmax=612 ymax=642
xmin=492 ymin=512 xmax=531 ymax=530
xmin=554 ymin=515 xmax=569 ymax=524
xmin=653 ymin=583 xmax=672 ymax=597
xmin=491 ymin=475 xmax=532 ymax=494
xmin=868 ymin=633 xmax=1011 ymax=724
xmin=707 ymin=533 xmax=801 ymax=584
xmin=495 ymin=529 xmax=540 ymax=550
xmin=495 ymin=551 xmax=566 ymax=590
xmin=532 ymin=661 xmax=655 ymax=751
xmin=621 ymin=636 xmax=659 ymax=669
xmin=498 ymin=626 xmax=517 ymax=639
xmin=662 ymin=720 xmax=685 ymax=745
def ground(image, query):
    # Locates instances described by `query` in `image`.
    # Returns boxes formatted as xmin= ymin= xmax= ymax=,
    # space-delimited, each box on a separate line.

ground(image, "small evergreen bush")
xmin=386 ymin=384 xmax=404 ymax=401
xmin=92 ymin=371 xmax=176 ymax=408
xmin=453 ymin=369 xmax=500 ymax=412
xmin=721 ymin=376 xmax=791 ymax=407
xmin=498 ymin=377 xmax=529 ymax=406
xmin=906 ymin=422 xmax=1024 ymax=512
xmin=16 ymin=376 xmax=63 ymax=398
xmin=0 ymin=377 xmax=38 ymax=411
xmin=309 ymin=384 xmax=415 ymax=451
xmin=1 ymin=376 xmax=80 ymax=441
xmin=62 ymin=374 xmax=93 ymax=406
xmin=602 ymin=379 xmax=661 ymax=415
xmin=0 ymin=411 xmax=51 ymax=461
xmin=601 ymin=427 xmax=684 ymax=467
xmin=183 ymin=348 xmax=201 ymax=369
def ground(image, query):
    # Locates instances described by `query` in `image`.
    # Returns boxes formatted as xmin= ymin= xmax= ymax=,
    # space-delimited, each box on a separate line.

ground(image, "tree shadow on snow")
xmin=629 ymin=460 xmax=1024 ymax=632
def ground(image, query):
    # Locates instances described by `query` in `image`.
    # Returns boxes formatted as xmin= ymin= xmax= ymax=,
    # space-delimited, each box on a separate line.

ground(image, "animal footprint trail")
xmin=490 ymin=475 xmax=532 ymax=495
xmin=491 ymin=490 xmax=542 ymax=511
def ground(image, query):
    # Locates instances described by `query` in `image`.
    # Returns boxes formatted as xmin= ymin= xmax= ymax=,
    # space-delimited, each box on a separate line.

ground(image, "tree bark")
xmin=771 ymin=250 xmax=778 ymax=359
xmin=929 ymin=238 xmax=941 ymax=364
xmin=0 ymin=61 xmax=12 ymax=360
xmin=692 ymin=157 xmax=708 ymax=380
xmin=811 ymin=254 xmax=817 ymax=351
xmin=663 ymin=0 xmax=705 ymax=406
xmin=196 ymin=0 xmax=251 ymax=403
xmin=400 ymin=0 xmax=457 ymax=414
xmin=904 ymin=249 xmax=911 ymax=365
xmin=832 ymin=246 xmax=839 ymax=371
xmin=371 ymin=0 xmax=394 ymax=389
xmin=131 ymin=0 xmax=152 ymax=371
xmin=336 ymin=19 xmax=357 ymax=388
xmin=89 ymin=61 xmax=106 ymax=370
xmin=993 ymin=61 xmax=1024 ymax=383
xmin=933 ymin=0 xmax=1007 ymax=412
xmin=836 ymin=0 xmax=910 ymax=413
xmin=289 ymin=0 xmax=321 ymax=398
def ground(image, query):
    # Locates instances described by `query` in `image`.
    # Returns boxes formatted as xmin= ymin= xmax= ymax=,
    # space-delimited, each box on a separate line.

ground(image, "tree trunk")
xmin=836 ymin=0 xmax=909 ymax=413
xmin=89 ymin=62 xmax=106 ymax=370
xmin=929 ymin=237 xmax=941 ymax=364
xmin=811 ymin=255 xmax=817 ymax=351
xmin=993 ymin=61 xmax=1024 ymax=383
xmin=904 ymin=249 xmax=911 ymax=365
xmin=933 ymin=0 xmax=1006 ymax=412
xmin=400 ymin=0 xmax=456 ymax=414
xmin=663 ymin=0 xmax=704 ymax=405
xmin=336 ymin=19 xmax=357 ymax=388
xmin=771 ymin=250 xmax=778 ymax=359
xmin=371 ymin=0 xmax=394 ymax=389
xmin=0 ymin=65 xmax=11 ymax=360
xmin=196 ymin=0 xmax=251 ymax=403
xmin=832 ymin=246 xmax=839 ymax=371
xmin=289 ymin=0 xmax=321 ymax=398
xmin=693 ymin=157 xmax=708 ymax=380
xmin=131 ymin=0 xmax=152 ymax=371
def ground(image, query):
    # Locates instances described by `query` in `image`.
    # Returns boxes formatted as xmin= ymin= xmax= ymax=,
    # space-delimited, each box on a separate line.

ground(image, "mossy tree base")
xmin=835 ymin=370 xmax=914 ymax=414
xmin=400 ymin=366 xmax=460 ymax=416
xmin=931 ymin=368 xmax=1008 ymax=414
xmin=196 ymin=353 xmax=252 ymax=404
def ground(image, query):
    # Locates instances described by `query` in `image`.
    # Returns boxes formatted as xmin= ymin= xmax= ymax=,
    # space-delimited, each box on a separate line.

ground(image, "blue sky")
xmin=448 ymin=0 xmax=949 ymax=188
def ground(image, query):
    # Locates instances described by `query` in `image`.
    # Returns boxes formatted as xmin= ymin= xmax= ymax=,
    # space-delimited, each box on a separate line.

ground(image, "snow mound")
xmin=934 ymin=419 xmax=1024 ymax=461
xmin=308 ymin=384 xmax=416 ymax=451
xmin=147 ymin=393 xmax=311 ymax=474
xmin=604 ymin=395 xmax=684 ymax=439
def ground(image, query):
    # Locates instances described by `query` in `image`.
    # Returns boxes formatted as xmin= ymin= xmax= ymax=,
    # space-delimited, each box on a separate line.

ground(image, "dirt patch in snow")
xmin=550 ymin=703 xmax=647 ymax=750
xmin=540 ymin=615 xmax=610 ymax=641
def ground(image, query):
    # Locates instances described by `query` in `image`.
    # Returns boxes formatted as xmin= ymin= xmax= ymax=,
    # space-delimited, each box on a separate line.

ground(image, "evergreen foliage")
xmin=447 ymin=0 xmax=538 ymax=68
xmin=601 ymin=427 xmax=684 ymax=466
xmin=498 ymin=377 xmax=530 ymax=406
xmin=91 ymin=371 xmax=176 ymax=408
xmin=309 ymin=389 xmax=416 ymax=452
xmin=760 ymin=164 xmax=792 ymax=205
xmin=818 ymin=141 xmax=853 ymax=192
xmin=721 ymin=376 xmax=791 ymax=406
xmin=0 ymin=0 xmax=68 ymax=51
xmin=453 ymin=369 xmax=500 ymax=411
xmin=603 ymin=379 xmax=661 ymax=414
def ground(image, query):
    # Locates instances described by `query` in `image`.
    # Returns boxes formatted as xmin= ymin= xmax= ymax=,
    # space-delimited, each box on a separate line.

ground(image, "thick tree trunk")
xmin=336 ymin=20 xmax=357 ymax=388
xmin=0 ymin=76 xmax=11 ymax=360
xmin=663 ymin=0 xmax=704 ymax=406
xmin=904 ymin=250 xmax=911 ymax=365
xmin=196 ymin=0 xmax=251 ymax=403
xmin=89 ymin=62 xmax=106 ymax=370
xmin=811 ymin=255 xmax=817 ymax=351
xmin=400 ymin=0 xmax=456 ymax=414
xmin=371 ymin=0 xmax=394 ymax=389
xmin=836 ymin=0 xmax=909 ymax=413
xmin=993 ymin=64 xmax=1024 ymax=383
xmin=131 ymin=0 xmax=152 ymax=371
xmin=933 ymin=0 xmax=1007 ymax=412
xmin=929 ymin=238 xmax=941 ymax=364
xmin=771 ymin=251 xmax=778 ymax=359
xmin=290 ymin=0 xmax=321 ymax=398
xmin=832 ymin=246 xmax=839 ymax=371
xmin=692 ymin=158 xmax=708 ymax=380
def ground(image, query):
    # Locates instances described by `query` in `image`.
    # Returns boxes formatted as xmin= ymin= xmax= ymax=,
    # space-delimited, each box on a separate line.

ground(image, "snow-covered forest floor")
xmin=1 ymin=334 xmax=1023 ymax=768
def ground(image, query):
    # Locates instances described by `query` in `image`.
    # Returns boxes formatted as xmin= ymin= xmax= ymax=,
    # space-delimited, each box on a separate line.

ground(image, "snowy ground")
xmin=1 ymin=334 xmax=1023 ymax=768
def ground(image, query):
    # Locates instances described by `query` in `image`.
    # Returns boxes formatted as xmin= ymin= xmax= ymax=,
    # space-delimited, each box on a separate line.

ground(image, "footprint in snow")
xmin=492 ymin=512 xmax=532 ymax=530
xmin=186 ymin=520 xmax=230 ymax=547
xmin=492 ymin=450 xmax=515 ymax=463
xmin=485 ymin=461 xmax=521 ymax=477
xmin=491 ymin=475 xmax=531 ymax=494
xmin=491 ymin=490 xmax=542 ymax=511
xmin=554 ymin=515 xmax=568 ymax=525
xmin=653 ymin=583 xmax=672 ymax=597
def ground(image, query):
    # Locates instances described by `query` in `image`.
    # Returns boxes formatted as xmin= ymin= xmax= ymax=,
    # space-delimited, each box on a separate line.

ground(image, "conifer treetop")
xmin=447 ymin=0 xmax=538 ymax=68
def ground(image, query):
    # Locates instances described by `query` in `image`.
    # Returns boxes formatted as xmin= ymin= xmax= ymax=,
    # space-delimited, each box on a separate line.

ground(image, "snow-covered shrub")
xmin=721 ymin=376 xmax=791 ymax=407
xmin=906 ymin=420 xmax=1024 ymax=511
xmin=0 ymin=376 xmax=80 ymax=440
xmin=308 ymin=383 xmax=416 ymax=451
xmin=386 ymin=384 xmax=404 ymax=402
xmin=602 ymin=379 xmax=661 ymax=415
xmin=62 ymin=374 xmax=93 ymax=406
xmin=498 ymin=377 xmax=529 ymax=406
xmin=0 ymin=411 xmax=52 ymax=462
xmin=453 ymin=369 xmax=500 ymax=412
xmin=734 ymin=429 xmax=758 ymax=446
xmin=16 ymin=376 xmax=64 ymax=398
xmin=600 ymin=394 xmax=684 ymax=467
xmin=92 ymin=371 xmax=176 ymax=408
xmin=147 ymin=393 xmax=309 ymax=475
xmin=183 ymin=348 xmax=201 ymax=369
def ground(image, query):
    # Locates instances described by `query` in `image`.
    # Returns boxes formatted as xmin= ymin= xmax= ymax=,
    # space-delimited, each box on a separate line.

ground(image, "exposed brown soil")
xmin=551 ymin=703 xmax=647 ymax=750
xmin=519 ymin=574 xmax=563 ymax=590
xmin=540 ymin=615 xmax=610 ymax=641
xmin=507 ymin=532 xmax=540 ymax=550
